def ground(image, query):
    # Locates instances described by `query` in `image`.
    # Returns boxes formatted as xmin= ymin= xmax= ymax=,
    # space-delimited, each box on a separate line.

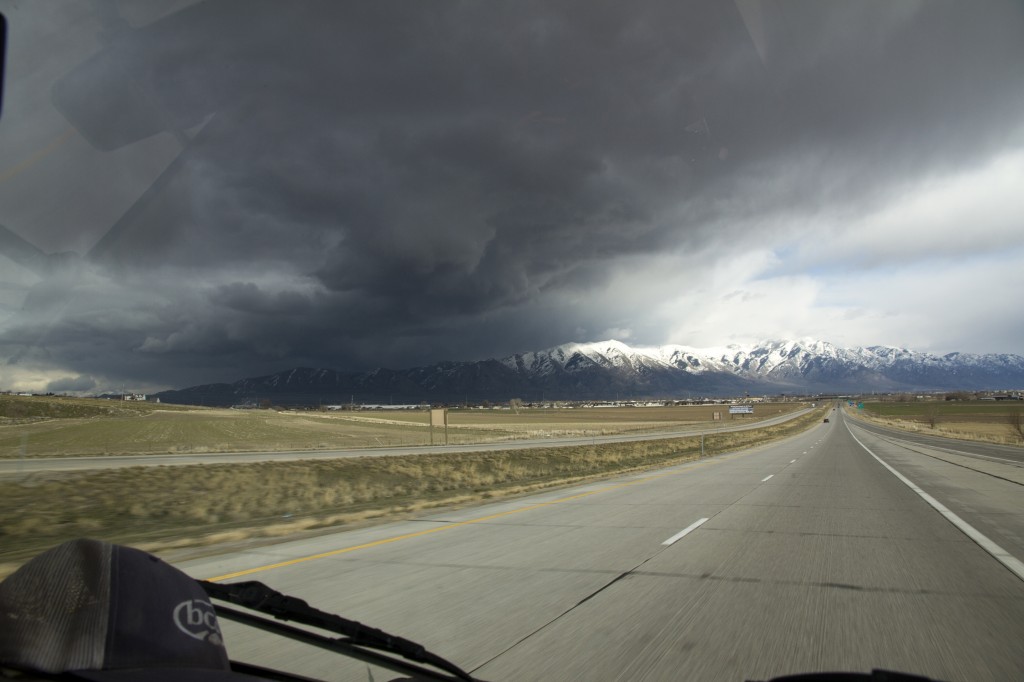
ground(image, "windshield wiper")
xmin=200 ymin=579 xmax=480 ymax=682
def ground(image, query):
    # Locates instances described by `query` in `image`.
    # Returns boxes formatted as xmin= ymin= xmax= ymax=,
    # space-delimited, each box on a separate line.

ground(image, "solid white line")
xmin=847 ymin=426 xmax=1024 ymax=582
xmin=662 ymin=517 xmax=710 ymax=546
xmin=876 ymin=433 xmax=1022 ymax=466
xmin=761 ymin=474 xmax=774 ymax=482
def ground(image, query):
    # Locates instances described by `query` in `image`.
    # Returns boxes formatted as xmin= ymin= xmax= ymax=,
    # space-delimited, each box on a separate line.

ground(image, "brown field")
xmin=0 ymin=403 xmax=827 ymax=571
xmin=0 ymin=396 xmax=802 ymax=458
xmin=858 ymin=401 xmax=1024 ymax=445
xmin=327 ymin=403 xmax=795 ymax=436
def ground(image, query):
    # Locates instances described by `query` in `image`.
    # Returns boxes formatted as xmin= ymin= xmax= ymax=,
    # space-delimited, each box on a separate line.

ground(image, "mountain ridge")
xmin=152 ymin=338 xmax=1024 ymax=406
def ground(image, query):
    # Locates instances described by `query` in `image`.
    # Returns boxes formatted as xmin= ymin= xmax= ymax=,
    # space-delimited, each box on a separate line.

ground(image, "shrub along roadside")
xmin=0 ymin=405 xmax=827 ymax=568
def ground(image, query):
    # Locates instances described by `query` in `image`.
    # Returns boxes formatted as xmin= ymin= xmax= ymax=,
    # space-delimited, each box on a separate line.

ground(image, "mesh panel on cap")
xmin=0 ymin=540 xmax=111 ymax=673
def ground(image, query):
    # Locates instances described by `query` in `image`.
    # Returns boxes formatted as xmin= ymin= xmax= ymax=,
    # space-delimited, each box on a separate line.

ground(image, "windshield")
xmin=1 ymin=2 xmax=1023 ymax=681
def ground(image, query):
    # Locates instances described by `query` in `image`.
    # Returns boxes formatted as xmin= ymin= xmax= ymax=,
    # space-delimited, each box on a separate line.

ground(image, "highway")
xmin=0 ymin=408 xmax=812 ymax=475
xmin=177 ymin=409 xmax=1024 ymax=681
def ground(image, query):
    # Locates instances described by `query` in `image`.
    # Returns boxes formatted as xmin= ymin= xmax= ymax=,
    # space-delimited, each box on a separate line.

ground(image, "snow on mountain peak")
xmin=497 ymin=337 xmax=1024 ymax=388
xmin=162 ymin=337 xmax=1024 ymax=406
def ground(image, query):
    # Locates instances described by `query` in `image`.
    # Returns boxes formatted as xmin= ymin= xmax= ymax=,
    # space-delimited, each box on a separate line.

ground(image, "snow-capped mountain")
xmin=500 ymin=338 xmax=1024 ymax=392
xmin=154 ymin=338 xmax=1024 ymax=406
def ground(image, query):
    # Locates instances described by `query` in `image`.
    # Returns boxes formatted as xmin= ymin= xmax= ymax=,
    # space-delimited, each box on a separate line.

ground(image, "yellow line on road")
xmin=205 ymin=463 xmax=708 ymax=581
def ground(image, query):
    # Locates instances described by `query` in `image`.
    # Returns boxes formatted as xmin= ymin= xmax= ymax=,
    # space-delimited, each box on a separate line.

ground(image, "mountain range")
xmin=152 ymin=339 xmax=1024 ymax=406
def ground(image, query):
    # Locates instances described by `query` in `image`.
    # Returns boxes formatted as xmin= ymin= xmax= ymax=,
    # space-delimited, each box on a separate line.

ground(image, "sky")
xmin=1 ymin=0 xmax=1023 ymax=394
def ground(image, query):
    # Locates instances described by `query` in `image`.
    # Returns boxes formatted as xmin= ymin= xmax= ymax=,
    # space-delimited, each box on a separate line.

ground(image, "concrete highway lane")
xmin=844 ymin=420 xmax=1024 ymax=578
xmin=179 ymin=411 xmax=1024 ymax=681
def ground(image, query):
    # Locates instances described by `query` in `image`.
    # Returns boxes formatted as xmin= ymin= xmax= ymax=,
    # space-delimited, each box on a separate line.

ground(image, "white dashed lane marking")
xmin=662 ymin=518 xmax=710 ymax=546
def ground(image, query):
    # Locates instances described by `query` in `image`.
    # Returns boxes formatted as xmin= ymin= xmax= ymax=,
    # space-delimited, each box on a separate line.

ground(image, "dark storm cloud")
xmin=209 ymin=282 xmax=315 ymax=317
xmin=45 ymin=375 xmax=97 ymax=393
xmin=3 ymin=0 xmax=1023 ymax=389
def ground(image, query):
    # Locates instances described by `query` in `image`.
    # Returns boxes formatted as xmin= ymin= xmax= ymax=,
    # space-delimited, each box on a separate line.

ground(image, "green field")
xmin=859 ymin=400 xmax=1024 ymax=444
xmin=0 ymin=396 xmax=801 ymax=458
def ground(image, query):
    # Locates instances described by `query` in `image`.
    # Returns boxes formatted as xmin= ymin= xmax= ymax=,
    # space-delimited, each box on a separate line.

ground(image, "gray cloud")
xmin=1 ymin=0 xmax=1023 ymax=391
xmin=45 ymin=375 xmax=97 ymax=394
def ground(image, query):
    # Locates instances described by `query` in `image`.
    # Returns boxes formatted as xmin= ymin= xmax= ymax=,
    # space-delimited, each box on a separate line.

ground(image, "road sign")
xmin=430 ymin=408 xmax=448 ymax=445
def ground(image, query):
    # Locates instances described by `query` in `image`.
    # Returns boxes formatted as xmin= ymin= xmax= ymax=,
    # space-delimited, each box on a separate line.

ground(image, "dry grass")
xmin=859 ymin=401 xmax=1024 ymax=445
xmin=346 ymin=404 xmax=791 ymax=426
xmin=1 ymin=398 xmax=802 ymax=458
xmin=0 ymin=408 xmax=499 ymax=457
xmin=0 ymin=404 xmax=826 ymax=571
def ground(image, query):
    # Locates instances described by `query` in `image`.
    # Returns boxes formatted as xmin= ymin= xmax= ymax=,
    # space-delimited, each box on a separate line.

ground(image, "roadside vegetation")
xmin=857 ymin=400 xmax=1024 ymax=445
xmin=0 ymin=403 xmax=825 ymax=570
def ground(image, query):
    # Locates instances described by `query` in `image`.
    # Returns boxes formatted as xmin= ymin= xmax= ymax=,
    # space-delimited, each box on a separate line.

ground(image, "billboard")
xmin=728 ymin=405 xmax=754 ymax=414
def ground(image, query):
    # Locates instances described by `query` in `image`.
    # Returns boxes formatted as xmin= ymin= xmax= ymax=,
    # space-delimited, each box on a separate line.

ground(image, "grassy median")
xmin=0 ymin=404 xmax=826 ymax=570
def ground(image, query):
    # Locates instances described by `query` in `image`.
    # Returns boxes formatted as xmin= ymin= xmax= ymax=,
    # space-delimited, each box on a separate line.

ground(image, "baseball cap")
xmin=0 ymin=539 xmax=266 ymax=680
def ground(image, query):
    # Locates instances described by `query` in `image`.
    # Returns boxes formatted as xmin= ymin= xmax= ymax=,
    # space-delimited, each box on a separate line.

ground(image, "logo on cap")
xmin=173 ymin=600 xmax=223 ymax=646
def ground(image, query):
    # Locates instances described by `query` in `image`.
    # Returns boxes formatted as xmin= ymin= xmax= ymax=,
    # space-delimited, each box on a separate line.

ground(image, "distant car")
xmin=823 ymin=418 xmax=830 ymax=423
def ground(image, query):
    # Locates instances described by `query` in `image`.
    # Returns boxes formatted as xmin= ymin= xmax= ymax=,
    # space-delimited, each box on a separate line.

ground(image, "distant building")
xmin=123 ymin=393 xmax=147 ymax=401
